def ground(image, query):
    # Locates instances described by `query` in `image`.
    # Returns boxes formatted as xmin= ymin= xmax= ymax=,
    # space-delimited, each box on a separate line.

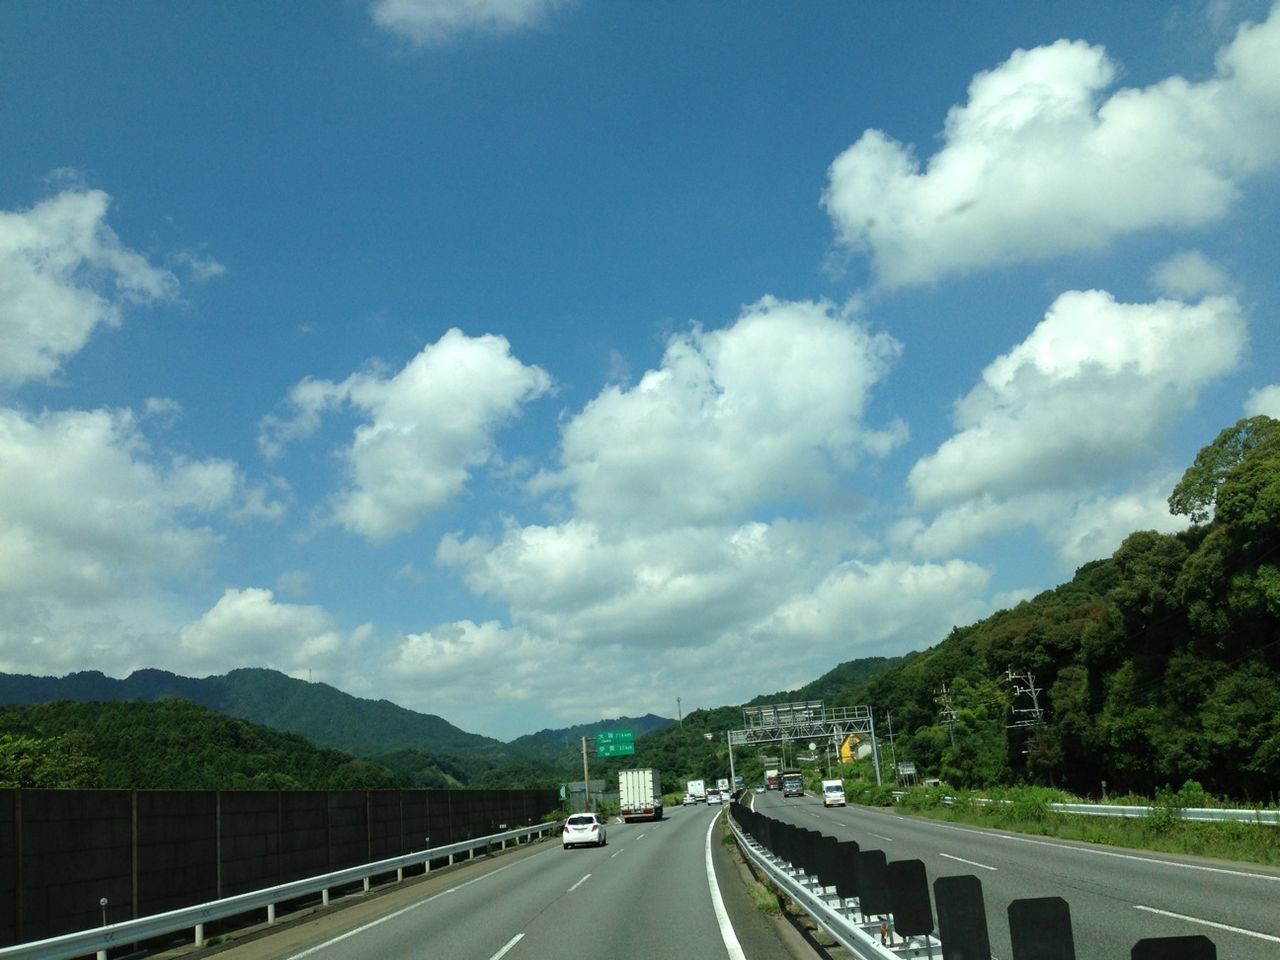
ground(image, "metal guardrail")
xmin=891 ymin=792 xmax=1280 ymax=825
xmin=727 ymin=811 xmax=936 ymax=959
xmin=0 ymin=821 xmax=560 ymax=960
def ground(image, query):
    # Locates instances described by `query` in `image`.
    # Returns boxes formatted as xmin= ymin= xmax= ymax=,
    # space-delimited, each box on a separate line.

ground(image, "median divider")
xmin=727 ymin=799 xmax=1219 ymax=959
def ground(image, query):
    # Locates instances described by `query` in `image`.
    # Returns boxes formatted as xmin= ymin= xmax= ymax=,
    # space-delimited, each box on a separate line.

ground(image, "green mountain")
xmin=508 ymin=714 xmax=675 ymax=766
xmin=839 ymin=416 xmax=1280 ymax=802
xmin=0 ymin=698 xmax=403 ymax=790
xmin=746 ymin=655 xmax=904 ymax=708
xmin=0 ymin=666 xmax=501 ymax=759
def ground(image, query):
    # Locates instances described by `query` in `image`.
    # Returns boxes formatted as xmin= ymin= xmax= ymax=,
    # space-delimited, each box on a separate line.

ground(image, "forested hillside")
xmin=844 ymin=416 xmax=1280 ymax=801
xmin=0 ymin=667 xmax=500 ymax=759
xmin=0 ymin=699 xmax=403 ymax=789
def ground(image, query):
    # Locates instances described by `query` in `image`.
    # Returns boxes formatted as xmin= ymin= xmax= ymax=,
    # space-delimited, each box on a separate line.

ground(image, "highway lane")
xmin=751 ymin=790 xmax=1280 ymax=958
xmin=206 ymin=803 xmax=795 ymax=960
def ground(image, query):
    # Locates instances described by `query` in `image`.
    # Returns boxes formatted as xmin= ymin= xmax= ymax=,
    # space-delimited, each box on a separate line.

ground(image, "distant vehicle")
xmin=822 ymin=778 xmax=846 ymax=807
xmin=733 ymin=775 xmax=745 ymax=790
xmin=755 ymin=785 xmax=765 ymax=794
xmin=686 ymin=778 xmax=706 ymax=802
xmin=781 ymin=769 xmax=803 ymax=797
xmin=562 ymin=812 xmax=607 ymax=848
xmin=706 ymin=789 xmax=722 ymax=805
xmin=618 ymin=768 xmax=663 ymax=822
xmin=682 ymin=792 xmax=697 ymax=805
xmin=716 ymin=777 xmax=730 ymax=791
xmin=765 ymin=769 xmax=780 ymax=790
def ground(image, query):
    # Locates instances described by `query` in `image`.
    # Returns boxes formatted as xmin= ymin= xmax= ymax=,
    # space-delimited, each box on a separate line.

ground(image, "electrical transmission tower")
xmin=935 ymin=683 xmax=957 ymax=746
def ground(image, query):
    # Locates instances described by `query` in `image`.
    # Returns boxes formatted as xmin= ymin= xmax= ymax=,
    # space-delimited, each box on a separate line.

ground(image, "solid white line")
xmin=991 ymin=831 xmax=1280 ymax=882
xmin=705 ymin=814 xmax=747 ymax=960
xmin=1134 ymin=906 xmax=1280 ymax=944
xmin=939 ymin=853 xmax=997 ymax=871
xmin=283 ymin=860 xmax=520 ymax=958
xmin=568 ymin=873 xmax=592 ymax=892
xmin=489 ymin=933 xmax=524 ymax=959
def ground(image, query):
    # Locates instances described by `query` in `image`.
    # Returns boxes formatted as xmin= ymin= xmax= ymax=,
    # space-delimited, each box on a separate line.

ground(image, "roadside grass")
xmin=746 ymin=880 xmax=781 ymax=916
xmin=847 ymin=782 xmax=1280 ymax=867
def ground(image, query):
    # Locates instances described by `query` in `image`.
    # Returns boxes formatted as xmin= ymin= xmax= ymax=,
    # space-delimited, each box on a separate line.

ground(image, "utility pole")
xmin=886 ymin=712 xmax=899 ymax=784
xmin=1004 ymin=667 xmax=1045 ymax=732
xmin=936 ymin=684 xmax=957 ymax=746
xmin=580 ymin=736 xmax=591 ymax=811
xmin=677 ymin=696 xmax=682 ymax=728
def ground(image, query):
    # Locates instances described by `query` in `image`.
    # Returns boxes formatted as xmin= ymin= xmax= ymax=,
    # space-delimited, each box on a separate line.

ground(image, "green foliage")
xmin=0 ymin=731 xmax=103 ymax=787
xmin=0 ymin=699 xmax=405 ymax=789
xmin=838 ymin=416 xmax=1280 ymax=802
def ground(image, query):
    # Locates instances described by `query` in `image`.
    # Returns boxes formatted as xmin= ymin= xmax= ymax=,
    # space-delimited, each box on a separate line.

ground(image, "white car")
xmin=705 ymin=789 xmax=722 ymax=805
xmin=562 ymin=812 xmax=607 ymax=848
xmin=682 ymin=793 xmax=697 ymax=805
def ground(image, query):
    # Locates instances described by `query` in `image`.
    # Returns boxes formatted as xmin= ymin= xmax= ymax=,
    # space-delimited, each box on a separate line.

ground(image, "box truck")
xmin=686 ymin=778 xmax=706 ymax=802
xmin=619 ymin=768 xmax=663 ymax=822
xmin=822 ymin=778 xmax=846 ymax=807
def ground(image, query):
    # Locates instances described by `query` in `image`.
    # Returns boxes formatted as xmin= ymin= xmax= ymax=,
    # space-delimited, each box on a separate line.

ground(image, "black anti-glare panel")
xmin=886 ymin=859 xmax=934 ymax=937
xmin=1008 ymin=896 xmax=1075 ymax=960
xmin=857 ymin=848 xmax=891 ymax=916
xmin=934 ymin=874 xmax=991 ymax=960
xmin=1130 ymin=935 xmax=1216 ymax=960
xmin=834 ymin=840 xmax=860 ymax=898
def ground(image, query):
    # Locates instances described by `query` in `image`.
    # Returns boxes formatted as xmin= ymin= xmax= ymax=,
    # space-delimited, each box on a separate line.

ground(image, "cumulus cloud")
xmin=0 ymin=407 xmax=238 ymax=600
xmin=908 ymin=290 xmax=1245 ymax=509
xmin=371 ymin=0 xmax=568 ymax=45
xmin=439 ymin=518 xmax=852 ymax=651
xmin=175 ymin=587 xmax=363 ymax=677
xmin=1148 ymin=250 xmax=1232 ymax=298
xmin=822 ymin=5 xmax=1280 ymax=287
xmin=0 ymin=188 xmax=178 ymax=387
xmin=532 ymin=296 xmax=905 ymax=529
xmin=1245 ymin=384 xmax=1280 ymax=417
xmin=261 ymin=328 xmax=552 ymax=541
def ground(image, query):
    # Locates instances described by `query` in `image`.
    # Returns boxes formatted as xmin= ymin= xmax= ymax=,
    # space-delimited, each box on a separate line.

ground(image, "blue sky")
xmin=2 ymin=0 xmax=1278 ymax=739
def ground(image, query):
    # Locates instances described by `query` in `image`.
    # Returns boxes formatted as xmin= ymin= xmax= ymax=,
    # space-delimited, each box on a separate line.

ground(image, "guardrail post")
xmin=267 ymin=903 xmax=276 ymax=926
xmin=322 ymin=888 xmax=329 ymax=906
xmin=195 ymin=922 xmax=205 ymax=947
xmin=363 ymin=878 xmax=370 ymax=894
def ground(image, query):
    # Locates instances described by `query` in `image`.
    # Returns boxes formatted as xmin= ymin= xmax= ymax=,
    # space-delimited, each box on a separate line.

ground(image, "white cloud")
xmin=262 ymin=328 xmax=552 ymax=541
xmin=175 ymin=587 xmax=362 ymax=677
xmin=1149 ymin=250 xmax=1232 ymax=298
xmin=0 ymin=407 xmax=234 ymax=600
xmin=532 ymin=296 xmax=905 ymax=529
xmin=1245 ymin=384 xmax=1280 ymax=417
xmin=371 ymin=0 xmax=568 ymax=45
xmin=908 ymin=290 xmax=1245 ymax=509
xmin=1054 ymin=479 xmax=1188 ymax=570
xmin=823 ymin=5 xmax=1280 ymax=287
xmin=0 ymin=188 xmax=178 ymax=387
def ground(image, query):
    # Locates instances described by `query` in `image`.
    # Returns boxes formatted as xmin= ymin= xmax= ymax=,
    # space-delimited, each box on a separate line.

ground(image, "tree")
xmin=1168 ymin=415 xmax=1280 ymax=523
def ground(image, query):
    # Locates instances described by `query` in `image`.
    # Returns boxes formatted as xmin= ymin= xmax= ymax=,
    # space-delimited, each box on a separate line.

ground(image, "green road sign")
xmin=595 ymin=728 xmax=635 ymax=757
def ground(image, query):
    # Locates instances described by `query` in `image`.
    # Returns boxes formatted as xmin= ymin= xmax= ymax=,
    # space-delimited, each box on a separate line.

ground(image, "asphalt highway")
xmin=752 ymin=789 xmax=1280 ymax=959
xmin=202 ymin=802 xmax=799 ymax=960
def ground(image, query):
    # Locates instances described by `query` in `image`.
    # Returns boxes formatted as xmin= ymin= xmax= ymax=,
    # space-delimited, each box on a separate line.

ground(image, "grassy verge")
xmin=847 ymin=782 xmax=1280 ymax=867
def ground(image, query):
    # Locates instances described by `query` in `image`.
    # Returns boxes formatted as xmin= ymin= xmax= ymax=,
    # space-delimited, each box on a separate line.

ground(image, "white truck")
xmin=716 ymin=777 xmax=730 ymax=792
xmin=686 ymin=778 xmax=706 ymax=802
xmin=619 ymin=768 xmax=663 ymax=822
xmin=821 ymin=778 xmax=847 ymax=807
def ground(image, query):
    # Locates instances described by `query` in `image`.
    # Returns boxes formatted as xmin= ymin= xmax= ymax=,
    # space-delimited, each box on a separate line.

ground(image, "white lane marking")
xmin=992 ymin=831 xmax=1280 ymax=882
xmin=637 ymin=832 xmax=647 ymax=840
xmin=490 ymin=933 xmax=524 ymax=959
xmin=1135 ymin=905 xmax=1280 ymax=944
xmin=283 ymin=860 xmax=520 ymax=958
xmin=869 ymin=832 xmax=895 ymax=842
xmin=568 ymin=873 xmax=592 ymax=892
xmin=705 ymin=814 xmax=747 ymax=960
xmin=610 ymin=849 xmax=623 ymax=859
xmin=939 ymin=853 xmax=997 ymax=871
